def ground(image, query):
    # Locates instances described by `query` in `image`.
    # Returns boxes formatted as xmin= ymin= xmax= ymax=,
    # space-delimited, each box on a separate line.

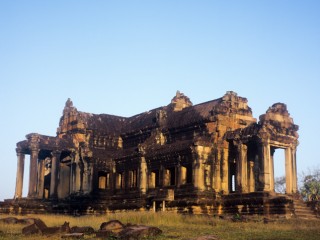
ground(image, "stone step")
xmin=295 ymin=211 xmax=316 ymax=216
xmin=294 ymin=209 xmax=316 ymax=213
xmin=291 ymin=199 xmax=318 ymax=220
xmin=294 ymin=215 xmax=318 ymax=220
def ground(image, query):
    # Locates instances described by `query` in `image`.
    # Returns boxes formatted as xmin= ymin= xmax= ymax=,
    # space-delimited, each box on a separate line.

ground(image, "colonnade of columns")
xmin=14 ymin=148 xmax=94 ymax=199
xmin=14 ymin=141 xmax=298 ymax=200
xmin=211 ymin=141 xmax=298 ymax=194
xmin=15 ymin=149 xmax=60 ymax=199
xmin=15 ymin=150 xmax=34 ymax=198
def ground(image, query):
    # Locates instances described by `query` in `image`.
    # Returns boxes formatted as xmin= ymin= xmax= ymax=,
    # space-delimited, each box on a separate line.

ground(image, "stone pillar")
xmin=162 ymin=200 xmax=166 ymax=212
xmin=291 ymin=147 xmax=298 ymax=193
xmin=249 ymin=161 xmax=255 ymax=192
xmin=176 ymin=156 xmax=182 ymax=188
xmin=163 ymin=169 xmax=169 ymax=187
xmin=111 ymin=161 xmax=116 ymax=191
xmin=28 ymin=148 xmax=39 ymax=198
xmin=139 ymin=157 xmax=147 ymax=194
xmin=14 ymin=150 xmax=25 ymax=199
xmin=179 ymin=165 xmax=187 ymax=186
xmin=83 ymin=159 xmax=93 ymax=193
xmin=214 ymin=150 xmax=221 ymax=192
xmin=177 ymin=165 xmax=181 ymax=187
xmin=50 ymin=151 xmax=60 ymax=198
xmin=236 ymin=143 xmax=248 ymax=193
xmin=193 ymin=150 xmax=205 ymax=190
xmin=69 ymin=161 xmax=74 ymax=194
xmin=153 ymin=201 xmax=156 ymax=212
xmin=240 ymin=144 xmax=249 ymax=193
xmin=37 ymin=159 xmax=45 ymax=198
xmin=285 ymin=147 xmax=293 ymax=194
xmin=74 ymin=152 xmax=81 ymax=193
xmin=70 ymin=152 xmax=81 ymax=194
xmin=83 ymin=161 xmax=89 ymax=193
xmin=221 ymin=147 xmax=229 ymax=193
xmin=236 ymin=149 xmax=241 ymax=192
xmin=262 ymin=142 xmax=271 ymax=191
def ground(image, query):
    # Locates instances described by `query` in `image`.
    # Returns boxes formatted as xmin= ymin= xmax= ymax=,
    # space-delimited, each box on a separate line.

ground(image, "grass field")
xmin=0 ymin=212 xmax=319 ymax=240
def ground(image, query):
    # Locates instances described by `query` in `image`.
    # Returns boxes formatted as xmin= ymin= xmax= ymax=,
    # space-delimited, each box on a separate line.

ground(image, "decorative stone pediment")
xmin=212 ymin=91 xmax=253 ymax=117
xmin=259 ymin=103 xmax=299 ymax=140
xmin=57 ymin=98 xmax=88 ymax=148
xmin=170 ymin=91 xmax=193 ymax=111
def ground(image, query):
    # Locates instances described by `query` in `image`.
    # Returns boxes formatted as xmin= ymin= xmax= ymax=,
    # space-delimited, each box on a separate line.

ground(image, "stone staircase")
xmin=292 ymin=198 xmax=318 ymax=220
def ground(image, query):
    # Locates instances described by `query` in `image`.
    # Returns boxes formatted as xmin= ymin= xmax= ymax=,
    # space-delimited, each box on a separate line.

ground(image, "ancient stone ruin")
xmin=1 ymin=91 xmax=309 ymax=217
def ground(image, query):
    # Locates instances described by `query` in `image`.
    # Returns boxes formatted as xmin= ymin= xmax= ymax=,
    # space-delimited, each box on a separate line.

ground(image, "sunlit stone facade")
xmin=13 ymin=91 xmax=299 ymax=214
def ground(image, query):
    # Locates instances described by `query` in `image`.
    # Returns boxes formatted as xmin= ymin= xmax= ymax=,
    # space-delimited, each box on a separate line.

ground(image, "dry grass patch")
xmin=0 ymin=212 xmax=319 ymax=240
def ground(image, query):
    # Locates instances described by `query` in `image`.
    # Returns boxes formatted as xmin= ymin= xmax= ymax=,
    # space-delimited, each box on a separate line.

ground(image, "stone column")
xmin=28 ymin=148 xmax=39 ymax=198
xmin=69 ymin=151 xmax=81 ymax=193
xmin=291 ymin=147 xmax=298 ymax=193
xmin=14 ymin=150 xmax=25 ymax=199
xmin=74 ymin=152 xmax=81 ymax=193
xmin=139 ymin=157 xmax=147 ymax=194
xmin=50 ymin=151 xmax=60 ymax=198
xmin=221 ymin=147 xmax=229 ymax=193
xmin=83 ymin=159 xmax=93 ymax=193
xmin=236 ymin=147 xmax=241 ymax=192
xmin=176 ymin=156 xmax=182 ymax=187
xmin=177 ymin=165 xmax=181 ymax=187
xmin=193 ymin=150 xmax=205 ymax=190
xmin=240 ymin=144 xmax=248 ymax=193
xmin=214 ymin=150 xmax=221 ymax=192
xmin=162 ymin=200 xmax=166 ymax=211
xmin=285 ymin=147 xmax=293 ymax=194
xmin=249 ymin=161 xmax=255 ymax=192
xmin=111 ymin=161 xmax=116 ymax=191
xmin=69 ymin=159 xmax=75 ymax=194
xmin=163 ymin=168 xmax=169 ymax=187
xmin=262 ymin=142 xmax=271 ymax=191
xmin=179 ymin=165 xmax=187 ymax=186
xmin=238 ymin=144 xmax=248 ymax=193
xmin=37 ymin=159 xmax=45 ymax=198
xmin=83 ymin=160 xmax=89 ymax=192
xmin=153 ymin=201 xmax=156 ymax=212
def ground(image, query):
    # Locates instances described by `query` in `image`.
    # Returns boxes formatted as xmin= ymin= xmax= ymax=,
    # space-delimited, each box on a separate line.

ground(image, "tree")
xmin=275 ymin=176 xmax=286 ymax=194
xmin=299 ymin=168 xmax=320 ymax=201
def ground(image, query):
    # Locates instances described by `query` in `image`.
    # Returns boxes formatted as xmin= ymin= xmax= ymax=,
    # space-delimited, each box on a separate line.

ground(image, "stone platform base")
xmin=0 ymin=192 xmax=317 ymax=220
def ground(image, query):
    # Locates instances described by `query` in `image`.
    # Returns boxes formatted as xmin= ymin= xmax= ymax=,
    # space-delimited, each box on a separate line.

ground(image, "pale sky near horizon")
xmin=0 ymin=1 xmax=319 ymax=201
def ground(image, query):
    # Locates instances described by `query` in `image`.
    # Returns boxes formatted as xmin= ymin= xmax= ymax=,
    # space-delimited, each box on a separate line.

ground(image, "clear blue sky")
xmin=0 ymin=1 xmax=319 ymax=201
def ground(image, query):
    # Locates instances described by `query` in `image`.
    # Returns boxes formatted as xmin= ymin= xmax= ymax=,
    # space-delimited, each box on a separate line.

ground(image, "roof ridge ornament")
xmin=65 ymin=98 xmax=73 ymax=108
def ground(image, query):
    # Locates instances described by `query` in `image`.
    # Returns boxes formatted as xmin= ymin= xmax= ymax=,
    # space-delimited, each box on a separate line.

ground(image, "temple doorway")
xmin=229 ymin=160 xmax=236 ymax=192
xmin=228 ymin=143 xmax=237 ymax=193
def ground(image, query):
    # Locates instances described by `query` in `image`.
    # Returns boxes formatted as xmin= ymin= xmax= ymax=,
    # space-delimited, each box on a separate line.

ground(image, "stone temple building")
xmin=2 ymin=91 xmax=308 ymax=216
